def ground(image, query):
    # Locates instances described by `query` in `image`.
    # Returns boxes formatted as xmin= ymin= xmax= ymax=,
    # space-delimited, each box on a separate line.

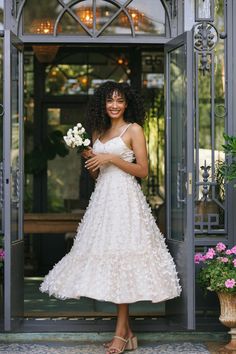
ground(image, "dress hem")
xmin=40 ymin=287 xmax=181 ymax=304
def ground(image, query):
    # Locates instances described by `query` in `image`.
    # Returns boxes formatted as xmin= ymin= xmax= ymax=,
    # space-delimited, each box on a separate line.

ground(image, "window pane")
xmin=128 ymin=0 xmax=165 ymax=35
xmin=45 ymin=53 xmax=129 ymax=96
xmin=23 ymin=0 xmax=166 ymax=37
xmin=23 ymin=0 xmax=62 ymax=35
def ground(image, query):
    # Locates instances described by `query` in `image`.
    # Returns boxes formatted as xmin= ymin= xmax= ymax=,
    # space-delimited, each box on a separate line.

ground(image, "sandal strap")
xmin=108 ymin=346 xmax=122 ymax=353
xmin=113 ymin=335 xmax=128 ymax=343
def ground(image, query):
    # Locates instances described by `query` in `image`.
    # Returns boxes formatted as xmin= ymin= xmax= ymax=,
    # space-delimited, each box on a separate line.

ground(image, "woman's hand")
xmin=85 ymin=153 xmax=113 ymax=171
xmin=81 ymin=147 xmax=95 ymax=160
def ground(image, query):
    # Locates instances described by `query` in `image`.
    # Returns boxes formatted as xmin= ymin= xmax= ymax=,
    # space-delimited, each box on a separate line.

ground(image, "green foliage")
xmin=217 ymin=134 xmax=236 ymax=187
xmin=25 ymin=130 xmax=69 ymax=175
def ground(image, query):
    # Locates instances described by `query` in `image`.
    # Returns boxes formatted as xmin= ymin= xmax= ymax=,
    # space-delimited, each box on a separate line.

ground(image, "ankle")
xmin=115 ymin=327 xmax=128 ymax=338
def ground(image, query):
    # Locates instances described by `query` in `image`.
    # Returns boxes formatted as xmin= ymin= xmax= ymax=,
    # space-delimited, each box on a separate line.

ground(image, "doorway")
xmin=23 ymin=45 xmax=167 ymax=320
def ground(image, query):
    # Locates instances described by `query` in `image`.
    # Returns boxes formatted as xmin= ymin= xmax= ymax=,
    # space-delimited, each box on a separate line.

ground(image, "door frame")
xmin=3 ymin=37 xmax=196 ymax=331
xmin=165 ymin=31 xmax=195 ymax=330
xmin=3 ymin=30 xmax=24 ymax=331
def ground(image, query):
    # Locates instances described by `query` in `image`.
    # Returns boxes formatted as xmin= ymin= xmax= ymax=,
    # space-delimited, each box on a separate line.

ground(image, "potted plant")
xmin=195 ymin=243 xmax=236 ymax=352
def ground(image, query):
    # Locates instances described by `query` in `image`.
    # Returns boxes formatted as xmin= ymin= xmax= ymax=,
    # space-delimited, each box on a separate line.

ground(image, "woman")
xmin=40 ymin=81 xmax=181 ymax=354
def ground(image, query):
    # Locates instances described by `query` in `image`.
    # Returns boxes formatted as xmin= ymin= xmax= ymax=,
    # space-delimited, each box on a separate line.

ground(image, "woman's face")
xmin=105 ymin=90 xmax=127 ymax=120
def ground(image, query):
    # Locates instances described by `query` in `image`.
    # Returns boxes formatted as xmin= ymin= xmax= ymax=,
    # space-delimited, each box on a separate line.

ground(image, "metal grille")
xmin=193 ymin=2 xmax=227 ymax=236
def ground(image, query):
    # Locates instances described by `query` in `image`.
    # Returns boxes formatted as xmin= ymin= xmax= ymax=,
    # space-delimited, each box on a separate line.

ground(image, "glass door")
xmin=165 ymin=31 xmax=195 ymax=329
xmin=3 ymin=30 xmax=24 ymax=331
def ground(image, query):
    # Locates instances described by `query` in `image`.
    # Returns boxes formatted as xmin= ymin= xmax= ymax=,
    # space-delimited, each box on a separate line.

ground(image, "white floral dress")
xmin=40 ymin=124 xmax=181 ymax=303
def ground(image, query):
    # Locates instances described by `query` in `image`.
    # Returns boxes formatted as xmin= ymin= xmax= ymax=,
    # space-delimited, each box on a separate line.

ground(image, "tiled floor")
xmin=0 ymin=342 xmax=213 ymax=354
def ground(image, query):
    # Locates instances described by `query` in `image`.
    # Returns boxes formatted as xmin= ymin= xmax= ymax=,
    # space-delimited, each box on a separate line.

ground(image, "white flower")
xmin=63 ymin=136 xmax=72 ymax=146
xmin=74 ymin=136 xmax=83 ymax=146
xmin=83 ymin=139 xmax=90 ymax=146
xmin=79 ymin=127 xmax=85 ymax=134
xmin=77 ymin=123 xmax=82 ymax=128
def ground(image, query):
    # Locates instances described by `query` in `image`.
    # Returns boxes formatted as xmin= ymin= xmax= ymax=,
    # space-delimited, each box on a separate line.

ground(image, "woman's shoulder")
xmin=129 ymin=122 xmax=144 ymax=135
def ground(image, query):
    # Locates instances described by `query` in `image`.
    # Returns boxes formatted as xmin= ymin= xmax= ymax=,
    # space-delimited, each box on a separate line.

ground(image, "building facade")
xmin=0 ymin=0 xmax=236 ymax=332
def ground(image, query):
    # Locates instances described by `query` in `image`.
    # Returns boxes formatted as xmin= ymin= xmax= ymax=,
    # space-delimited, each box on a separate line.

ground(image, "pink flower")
xmin=205 ymin=248 xmax=216 ymax=259
xmin=226 ymin=249 xmax=232 ymax=255
xmin=0 ymin=248 xmax=4 ymax=262
xmin=216 ymin=242 xmax=226 ymax=252
xmin=233 ymin=259 xmax=236 ymax=268
xmin=225 ymin=279 xmax=236 ymax=288
xmin=194 ymin=253 xmax=204 ymax=264
xmin=231 ymin=246 xmax=236 ymax=255
xmin=218 ymin=257 xmax=228 ymax=263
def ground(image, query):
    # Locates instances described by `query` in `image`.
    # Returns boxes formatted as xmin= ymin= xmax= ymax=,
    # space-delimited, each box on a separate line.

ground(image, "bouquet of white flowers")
xmin=63 ymin=123 xmax=91 ymax=153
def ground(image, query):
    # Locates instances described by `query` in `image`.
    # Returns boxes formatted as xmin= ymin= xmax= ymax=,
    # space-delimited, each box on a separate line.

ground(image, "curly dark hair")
xmin=85 ymin=81 xmax=146 ymax=134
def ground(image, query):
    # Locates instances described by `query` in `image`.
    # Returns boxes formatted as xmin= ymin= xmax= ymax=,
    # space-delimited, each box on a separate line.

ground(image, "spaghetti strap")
xmin=119 ymin=123 xmax=132 ymax=137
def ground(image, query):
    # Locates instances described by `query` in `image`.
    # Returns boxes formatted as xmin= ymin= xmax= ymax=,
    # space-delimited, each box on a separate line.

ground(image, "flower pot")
xmin=217 ymin=292 xmax=236 ymax=352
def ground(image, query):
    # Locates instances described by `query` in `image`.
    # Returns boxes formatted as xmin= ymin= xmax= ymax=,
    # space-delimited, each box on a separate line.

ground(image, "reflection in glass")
xmin=141 ymin=52 xmax=165 ymax=231
xmin=23 ymin=0 xmax=166 ymax=37
xmin=11 ymin=45 xmax=20 ymax=242
xmin=23 ymin=0 xmax=61 ymax=34
xmin=170 ymin=46 xmax=186 ymax=241
xmin=128 ymin=0 xmax=165 ymax=35
xmin=45 ymin=53 xmax=129 ymax=96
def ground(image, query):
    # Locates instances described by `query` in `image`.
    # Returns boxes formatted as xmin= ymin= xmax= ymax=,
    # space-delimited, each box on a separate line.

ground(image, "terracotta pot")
xmin=217 ymin=292 xmax=236 ymax=352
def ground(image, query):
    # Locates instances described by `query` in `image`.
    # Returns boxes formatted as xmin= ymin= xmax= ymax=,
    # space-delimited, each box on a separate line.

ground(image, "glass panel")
xmin=47 ymin=122 xmax=81 ymax=213
xmin=23 ymin=0 xmax=62 ymax=35
xmin=127 ymin=0 xmax=165 ymax=35
xmin=72 ymin=0 xmax=93 ymax=30
xmin=11 ymin=45 xmax=20 ymax=242
xmin=101 ymin=11 xmax=132 ymax=36
xmin=96 ymin=0 xmax=119 ymax=31
xmin=141 ymin=52 xmax=165 ymax=231
xmin=0 ymin=1 xmax=3 ymax=234
xmin=170 ymin=45 xmax=186 ymax=241
xmin=60 ymin=11 xmax=88 ymax=35
xmin=45 ymin=53 xmax=129 ymax=96
xmin=23 ymin=0 xmax=166 ymax=37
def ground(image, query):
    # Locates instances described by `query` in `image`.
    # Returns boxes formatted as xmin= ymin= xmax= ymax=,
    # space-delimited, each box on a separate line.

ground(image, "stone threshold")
xmin=0 ymin=331 xmax=229 ymax=343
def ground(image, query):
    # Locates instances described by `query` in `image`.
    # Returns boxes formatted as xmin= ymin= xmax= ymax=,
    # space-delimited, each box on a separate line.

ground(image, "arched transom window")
xmin=21 ymin=0 xmax=169 ymax=38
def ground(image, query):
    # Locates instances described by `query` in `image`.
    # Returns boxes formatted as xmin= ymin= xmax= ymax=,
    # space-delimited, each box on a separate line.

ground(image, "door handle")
xmin=177 ymin=162 xmax=186 ymax=207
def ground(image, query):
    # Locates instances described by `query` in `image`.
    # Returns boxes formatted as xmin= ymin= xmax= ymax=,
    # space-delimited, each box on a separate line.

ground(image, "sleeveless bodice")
xmin=93 ymin=135 xmax=135 ymax=175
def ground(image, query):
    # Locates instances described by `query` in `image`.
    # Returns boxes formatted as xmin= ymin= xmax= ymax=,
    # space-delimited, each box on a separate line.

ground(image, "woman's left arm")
xmin=85 ymin=124 xmax=148 ymax=179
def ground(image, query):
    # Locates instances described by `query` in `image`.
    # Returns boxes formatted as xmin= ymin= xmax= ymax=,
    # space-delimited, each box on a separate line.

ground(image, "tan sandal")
xmin=125 ymin=336 xmax=138 ymax=351
xmin=103 ymin=335 xmax=138 ymax=351
xmin=106 ymin=335 xmax=128 ymax=354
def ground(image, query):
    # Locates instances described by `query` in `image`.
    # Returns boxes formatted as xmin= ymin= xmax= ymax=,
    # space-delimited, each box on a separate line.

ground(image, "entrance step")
xmin=0 ymin=342 xmax=215 ymax=354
